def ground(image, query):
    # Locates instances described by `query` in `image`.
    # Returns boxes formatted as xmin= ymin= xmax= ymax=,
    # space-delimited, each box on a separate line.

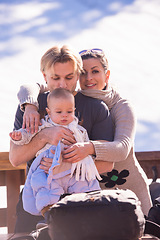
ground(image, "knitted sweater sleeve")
xmin=91 ymin=99 xmax=136 ymax=162
xmin=17 ymin=83 xmax=48 ymax=111
xmin=10 ymin=119 xmax=49 ymax=145
xmin=10 ymin=128 xmax=37 ymax=145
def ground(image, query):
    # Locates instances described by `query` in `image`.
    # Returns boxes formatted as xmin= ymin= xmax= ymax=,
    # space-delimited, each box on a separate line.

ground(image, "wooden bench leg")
xmin=6 ymin=170 xmax=21 ymax=233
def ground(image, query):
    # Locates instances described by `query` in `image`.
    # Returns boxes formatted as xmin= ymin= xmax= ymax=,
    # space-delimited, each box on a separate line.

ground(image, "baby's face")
xmin=48 ymin=97 xmax=75 ymax=125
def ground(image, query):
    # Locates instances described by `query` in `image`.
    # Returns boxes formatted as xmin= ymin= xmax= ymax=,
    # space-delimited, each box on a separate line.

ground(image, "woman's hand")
xmin=62 ymin=142 xmax=95 ymax=163
xmin=22 ymin=104 xmax=41 ymax=133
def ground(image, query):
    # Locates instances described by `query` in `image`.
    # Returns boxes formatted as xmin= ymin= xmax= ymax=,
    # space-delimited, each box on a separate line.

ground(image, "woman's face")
xmin=79 ymin=58 xmax=109 ymax=90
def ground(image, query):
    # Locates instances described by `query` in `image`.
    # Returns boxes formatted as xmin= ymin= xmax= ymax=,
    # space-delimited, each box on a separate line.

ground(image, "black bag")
xmin=48 ymin=189 xmax=145 ymax=240
xmin=144 ymin=166 xmax=160 ymax=239
xmin=149 ymin=166 xmax=160 ymax=204
xmin=144 ymin=196 xmax=160 ymax=238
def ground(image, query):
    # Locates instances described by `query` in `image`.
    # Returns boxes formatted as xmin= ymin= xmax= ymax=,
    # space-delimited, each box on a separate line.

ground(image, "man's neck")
xmin=73 ymin=91 xmax=77 ymax=96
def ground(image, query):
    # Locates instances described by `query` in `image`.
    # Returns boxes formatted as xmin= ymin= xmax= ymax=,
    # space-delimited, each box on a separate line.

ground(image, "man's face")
xmin=43 ymin=61 xmax=79 ymax=94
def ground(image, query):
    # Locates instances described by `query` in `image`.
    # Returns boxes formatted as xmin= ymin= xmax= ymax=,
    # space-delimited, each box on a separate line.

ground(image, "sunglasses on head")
xmin=79 ymin=48 xmax=103 ymax=55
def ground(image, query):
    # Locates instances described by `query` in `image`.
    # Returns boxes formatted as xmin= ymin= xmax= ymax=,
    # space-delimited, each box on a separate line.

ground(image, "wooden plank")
xmin=135 ymin=151 xmax=160 ymax=161
xmin=0 ymin=152 xmax=26 ymax=233
xmin=20 ymin=169 xmax=26 ymax=185
xmin=0 ymin=208 xmax=7 ymax=227
xmin=0 ymin=170 xmax=25 ymax=186
xmin=0 ymin=152 xmax=26 ymax=171
xmin=138 ymin=160 xmax=160 ymax=179
xmin=0 ymin=161 xmax=26 ymax=171
xmin=6 ymin=170 xmax=21 ymax=233
xmin=0 ymin=152 xmax=9 ymax=161
xmin=135 ymin=151 xmax=160 ymax=179
xmin=0 ymin=171 xmax=5 ymax=186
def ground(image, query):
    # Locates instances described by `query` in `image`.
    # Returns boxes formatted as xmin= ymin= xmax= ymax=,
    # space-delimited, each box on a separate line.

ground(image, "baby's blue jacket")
xmin=22 ymin=144 xmax=61 ymax=215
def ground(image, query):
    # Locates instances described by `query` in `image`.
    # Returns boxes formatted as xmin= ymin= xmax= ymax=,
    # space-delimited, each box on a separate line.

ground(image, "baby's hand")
xmin=9 ymin=131 xmax=22 ymax=141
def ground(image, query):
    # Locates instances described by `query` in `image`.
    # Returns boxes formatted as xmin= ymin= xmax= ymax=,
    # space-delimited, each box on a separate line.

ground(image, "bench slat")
xmin=0 ymin=152 xmax=26 ymax=170
xmin=135 ymin=151 xmax=160 ymax=179
xmin=135 ymin=151 xmax=160 ymax=161
xmin=0 ymin=152 xmax=26 ymax=233
xmin=0 ymin=209 xmax=7 ymax=227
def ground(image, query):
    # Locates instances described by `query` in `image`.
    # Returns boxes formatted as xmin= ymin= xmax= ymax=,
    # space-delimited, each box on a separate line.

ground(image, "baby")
xmin=10 ymin=88 xmax=101 ymax=219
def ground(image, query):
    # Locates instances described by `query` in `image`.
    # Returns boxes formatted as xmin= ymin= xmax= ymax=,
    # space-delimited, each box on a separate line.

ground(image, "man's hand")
xmin=42 ymin=126 xmax=76 ymax=146
xmin=22 ymin=104 xmax=41 ymax=133
xmin=40 ymin=157 xmax=53 ymax=174
xmin=38 ymin=126 xmax=76 ymax=173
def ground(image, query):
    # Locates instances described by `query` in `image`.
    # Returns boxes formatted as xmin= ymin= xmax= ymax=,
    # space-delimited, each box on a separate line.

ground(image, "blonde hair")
xmin=41 ymin=45 xmax=83 ymax=75
xmin=47 ymin=88 xmax=74 ymax=107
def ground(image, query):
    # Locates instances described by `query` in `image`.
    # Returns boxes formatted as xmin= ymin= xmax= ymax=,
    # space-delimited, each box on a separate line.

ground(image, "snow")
xmin=0 ymin=0 xmax=160 ymax=152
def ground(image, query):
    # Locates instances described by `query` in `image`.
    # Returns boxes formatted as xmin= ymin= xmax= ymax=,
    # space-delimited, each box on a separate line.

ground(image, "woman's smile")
xmin=85 ymin=82 xmax=97 ymax=88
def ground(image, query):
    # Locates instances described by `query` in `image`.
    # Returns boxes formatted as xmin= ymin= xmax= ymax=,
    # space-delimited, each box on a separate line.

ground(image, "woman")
xmin=78 ymin=48 xmax=152 ymax=216
xmin=16 ymin=48 xmax=152 ymax=216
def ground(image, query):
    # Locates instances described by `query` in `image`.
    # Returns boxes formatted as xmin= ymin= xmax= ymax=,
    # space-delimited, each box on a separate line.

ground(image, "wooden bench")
xmin=135 ymin=151 xmax=160 ymax=179
xmin=0 ymin=151 xmax=160 ymax=235
xmin=0 ymin=152 xmax=26 ymax=234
